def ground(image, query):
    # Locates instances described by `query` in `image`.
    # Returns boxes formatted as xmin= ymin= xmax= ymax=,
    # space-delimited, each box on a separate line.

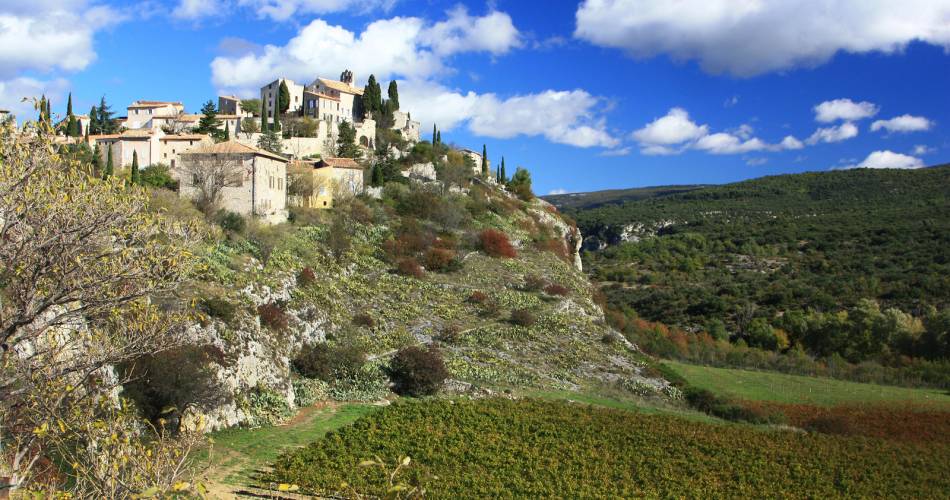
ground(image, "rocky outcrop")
xmin=529 ymin=199 xmax=583 ymax=271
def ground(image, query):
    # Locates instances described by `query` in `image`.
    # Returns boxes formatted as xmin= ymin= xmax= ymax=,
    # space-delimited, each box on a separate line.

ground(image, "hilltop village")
xmin=31 ymin=70 xmax=510 ymax=224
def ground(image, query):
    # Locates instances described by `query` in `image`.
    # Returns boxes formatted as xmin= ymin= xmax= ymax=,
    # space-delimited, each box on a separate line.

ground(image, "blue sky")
xmin=2 ymin=0 xmax=949 ymax=194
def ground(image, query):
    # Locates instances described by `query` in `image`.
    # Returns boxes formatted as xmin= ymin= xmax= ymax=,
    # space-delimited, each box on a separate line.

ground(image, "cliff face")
xmin=158 ymin=183 xmax=669 ymax=431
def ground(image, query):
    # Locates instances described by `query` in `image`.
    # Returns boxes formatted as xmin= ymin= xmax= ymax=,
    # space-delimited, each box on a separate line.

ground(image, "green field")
xmin=269 ymin=398 xmax=950 ymax=498
xmin=666 ymin=361 xmax=950 ymax=406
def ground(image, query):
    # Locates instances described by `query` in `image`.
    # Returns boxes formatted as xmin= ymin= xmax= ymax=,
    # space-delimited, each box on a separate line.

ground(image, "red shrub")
xmin=352 ymin=312 xmax=375 ymax=328
xmin=397 ymin=257 xmax=425 ymax=278
xmin=297 ymin=267 xmax=317 ymax=287
xmin=468 ymin=291 xmax=489 ymax=304
xmin=510 ymin=308 xmax=537 ymax=327
xmin=544 ymin=283 xmax=570 ymax=296
xmin=478 ymin=229 xmax=516 ymax=258
xmin=535 ymin=238 xmax=570 ymax=261
xmin=423 ymin=247 xmax=457 ymax=272
xmin=258 ymin=302 xmax=288 ymax=331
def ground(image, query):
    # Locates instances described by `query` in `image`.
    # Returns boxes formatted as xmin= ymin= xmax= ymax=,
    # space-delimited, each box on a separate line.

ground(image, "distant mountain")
xmin=543 ymin=184 xmax=706 ymax=211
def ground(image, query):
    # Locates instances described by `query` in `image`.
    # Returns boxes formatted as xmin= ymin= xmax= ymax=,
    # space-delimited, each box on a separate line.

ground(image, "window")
xmin=163 ymin=153 xmax=167 ymax=158
xmin=192 ymin=173 xmax=199 ymax=185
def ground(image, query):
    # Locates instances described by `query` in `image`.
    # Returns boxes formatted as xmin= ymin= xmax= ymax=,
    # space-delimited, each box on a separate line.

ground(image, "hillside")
xmin=564 ymin=166 xmax=950 ymax=369
xmin=128 ymin=175 xmax=668 ymax=431
xmin=543 ymin=184 xmax=705 ymax=211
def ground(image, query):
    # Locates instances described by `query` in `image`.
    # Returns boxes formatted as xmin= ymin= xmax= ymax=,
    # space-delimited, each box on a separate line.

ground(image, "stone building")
xmin=88 ymin=129 xmax=212 ymax=170
xmin=123 ymin=101 xmax=186 ymax=130
xmin=461 ymin=148 xmax=491 ymax=177
xmin=177 ymin=141 xmax=289 ymax=224
xmin=393 ymin=110 xmax=421 ymax=142
xmin=288 ymin=157 xmax=364 ymax=209
xmin=261 ymin=78 xmax=305 ymax=125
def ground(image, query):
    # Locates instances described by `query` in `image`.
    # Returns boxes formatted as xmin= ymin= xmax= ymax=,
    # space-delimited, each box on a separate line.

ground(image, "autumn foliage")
xmin=478 ymin=229 xmax=516 ymax=258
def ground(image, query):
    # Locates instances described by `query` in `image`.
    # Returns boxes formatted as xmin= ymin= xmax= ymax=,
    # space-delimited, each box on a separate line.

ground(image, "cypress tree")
xmin=388 ymin=80 xmax=399 ymax=110
xmin=89 ymin=105 xmax=99 ymax=135
xmin=130 ymin=150 xmax=139 ymax=185
xmin=92 ymin=143 xmax=101 ymax=174
xmin=481 ymin=144 xmax=488 ymax=177
xmin=500 ymin=157 xmax=506 ymax=184
xmin=436 ymin=130 xmax=441 ymax=145
xmin=432 ymin=124 xmax=437 ymax=144
xmin=66 ymin=93 xmax=73 ymax=116
xmin=278 ymin=80 xmax=290 ymax=114
xmin=260 ymin=99 xmax=268 ymax=132
xmin=371 ymin=163 xmax=384 ymax=186
xmin=104 ymin=146 xmax=114 ymax=179
xmin=224 ymin=121 xmax=230 ymax=140
xmin=38 ymin=95 xmax=47 ymax=123
xmin=495 ymin=165 xmax=500 ymax=183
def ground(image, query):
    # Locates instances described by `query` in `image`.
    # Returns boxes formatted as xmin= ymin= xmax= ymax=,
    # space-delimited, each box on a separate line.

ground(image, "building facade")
xmin=89 ymin=129 xmax=211 ymax=170
xmin=178 ymin=141 xmax=289 ymax=224
xmin=288 ymin=157 xmax=364 ymax=209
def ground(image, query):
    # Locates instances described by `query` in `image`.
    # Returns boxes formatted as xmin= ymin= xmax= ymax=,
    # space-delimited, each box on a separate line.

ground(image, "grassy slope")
xmin=666 ymin=361 xmax=950 ymax=406
xmin=269 ymin=398 xmax=950 ymax=498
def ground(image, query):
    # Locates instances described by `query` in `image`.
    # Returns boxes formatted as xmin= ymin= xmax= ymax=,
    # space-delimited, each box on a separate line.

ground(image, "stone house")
xmin=218 ymin=95 xmax=253 ymax=117
xmin=392 ymin=110 xmax=421 ymax=142
xmin=288 ymin=157 xmax=364 ymax=209
xmin=178 ymin=141 xmax=289 ymax=224
xmin=124 ymin=101 xmax=186 ymax=130
xmin=88 ymin=129 xmax=211 ymax=171
xmin=461 ymin=148 xmax=491 ymax=177
xmin=261 ymin=78 xmax=305 ymax=124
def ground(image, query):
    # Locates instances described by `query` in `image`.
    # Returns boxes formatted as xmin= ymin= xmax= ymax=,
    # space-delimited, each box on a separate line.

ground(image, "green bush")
xmin=387 ymin=346 xmax=449 ymax=397
xmin=139 ymin=163 xmax=177 ymax=190
xmin=293 ymin=343 xmax=367 ymax=382
xmin=199 ymin=296 xmax=238 ymax=324
xmin=215 ymin=210 xmax=246 ymax=234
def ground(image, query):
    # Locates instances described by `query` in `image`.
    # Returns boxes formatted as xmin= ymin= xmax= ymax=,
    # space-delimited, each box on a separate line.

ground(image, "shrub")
xmin=327 ymin=213 xmax=353 ymax=262
xmin=510 ymin=308 xmax=537 ymax=327
xmin=467 ymin=291 xmax=490 ymax=304
xmin=199 ymin=296 xmax=238 ymax=324
xmin=544 ymin=283 xmax=570 ymax=296
xmin=683 ymin=387 xmax=782 ymax=424
xmin=478 ymin=229 xmax=517 ymax=258
xmin=215 ymin=210 xmax=246 ymax=234
xmin=139 ymin=164 xmax=177 ymax=190
xmin=387 ymin=346 xmax=449 ymax=397
xmin=535 ymin=238 xmax=570 ymax=261
xmin=423 ymin=247 xmax=458 ymax=272
xmin=292 ymin=377 xmax=330 ymax=407
xmin=289 ymin=207 xmax=327 ymax=226
xmin=297 ymin=267 xmax=317 ymax=287
xmin=258 ymin=302 xmax=289 ymax=331
xmin=397 ymin=257 xmax=425 ymax=278
xmin=353 ymin=312 xmax=375 ymax=328
xmin=523 ymin=275 xmax=548 ymax=292
xmin=437 ymin=323 xmax=463 ymax=343
xmin=293 ymin=343 xmax=367 ymax=382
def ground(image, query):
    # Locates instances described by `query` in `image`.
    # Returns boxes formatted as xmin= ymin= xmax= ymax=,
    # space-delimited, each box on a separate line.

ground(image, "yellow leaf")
xmin=172 ymin=481 xmax=190 ymax=491
xmin=277 ymin=483 xmax=299 ymax=491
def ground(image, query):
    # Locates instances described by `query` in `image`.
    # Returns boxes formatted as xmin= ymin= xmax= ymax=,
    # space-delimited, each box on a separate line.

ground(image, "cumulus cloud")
xmin=211 ymin=8 xmax=520 ymax=95
xmin=174 ymin=0 xmax=397 ymax=20
xmin=630 ymin=108 xmax=708 ymax=152
xmin=0 ymin=76 xmax=70 ymax=118
xmin=575 ymin=0 xmax=950 ymax=76
xmin=841 ymin=150 xmax=925 ymax=170
xmin=913 ymin=145 xmax=936 ymax=155
xmin=630 ymin=107 xmax=803 ymax=155
xmin=871 ymin=114 xmax=934 ymax=133
xmin=173 ymin=0 xmax=220 ymax=19
xmin=806 ymin=122 xmax=859 ymax=145
xmin=814 ymin=99 xmax=879 ymax=123
xmin=398 ymin=81 xmax=619 ymax=148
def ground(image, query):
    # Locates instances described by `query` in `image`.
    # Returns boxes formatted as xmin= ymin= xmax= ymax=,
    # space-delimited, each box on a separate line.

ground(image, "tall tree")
xmin=223 ymin=121 xmax=230 ymax=140
xmin=336 ymin=121 xmax=360 ymax=158
xmin=481 ymin=144 xmax=488 ymax=177
xmin=38 ymin=95 xmax=47 ymax=123
xmin=278 ymin=80 xmax=290 ymax=114
xmin=88 ymin=105 xmax=99 ymax=135
xmin=66 ymin=92 xmax=73 ymax=116
xmin=98 ymin=96 xmax=116 ymax=134
xmin=91 ymin=143 xmax=101 ymax=175
xmin=387 ymin=80 xmax=399 ymax=110
xmin=370 ymin=163 xmax=384 ymax=186
xmin=256 ymin=128 xmax=282 ymax=155
xmin=260 ymin=99 xmax=269 ymax=132
xmin=65 ymin=93 xmax=77 ymax=137
xmin=196 ymin=100 xmax=222 ymax=140
xmin=436 ymin=130 xmax=441 ymax=145
xmin=362 ymin=75 xmax=382 ymax=116
xmin=130 ymin=150 xmax=140 ymax=185
xmin=104 ymin=145 xmax=114 ymax=178
xmin=500 ymin=157 xmax=506 ymax=184
xmin=507 ymin=166 xmax=534 ymax=201
xmin=432 ymin=123 xmax=437 ymax=144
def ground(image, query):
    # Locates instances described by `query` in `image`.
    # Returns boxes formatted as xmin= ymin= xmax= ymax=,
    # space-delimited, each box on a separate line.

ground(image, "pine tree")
xmin=98 ymin=97 xmax=116 ymax=134
xmin=481 ymin=144 xmax=488 ymax=177
xmin=278 ymin=80 xmax=290 ymax=114
xmin=130 ymin=150 xmax=139 ymax=185
xmin=388 ymin=80 xmax=399 ymax=110
xmin=88 ymin=105 xmax=99 ymax=135
xmin=104 ymin=146 xmax=114 ymax=179
xmin=336 ymin=120 xmax=360 ymax=158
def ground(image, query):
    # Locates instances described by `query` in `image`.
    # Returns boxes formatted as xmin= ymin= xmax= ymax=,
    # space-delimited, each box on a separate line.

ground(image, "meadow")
xmin=268 ymin=398 xmax=950 ymax=498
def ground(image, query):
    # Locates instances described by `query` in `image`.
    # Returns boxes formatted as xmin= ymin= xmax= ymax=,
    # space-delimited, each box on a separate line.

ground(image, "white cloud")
xmin=723 ymin=95 xmax=739 ymax=107
xmin=0 ymin=76 xmax=70 ymax=118
xmin=841 ymin=150 xmax=925 ymax=170
xmin=871 ymin=114 xmax=933 ymax=133
xmin=814 ymin=99 xmax=879 ymax=123
xmin=398 ymin=81 xmax=619 ymax=148
xmin=548 ymin=188 xmax=568 ymax=195
xmin=913 ymin=144 xmax=936 ymax=155
xmin=210 ymin=8 xmax=520 ymax=95
xmin=237 ymin=0 xmax=397 ymax=20
xmin=806 ymin=122 xmax=859 ymax=145
xmin=173 ymin=0 xmax=220 ymax=19
xmin=574 ymin=0 xmax=950 ymax=77
xmin=631 ymin=107 xmax=804 ymax=155
xmin=746 ymin=157 xmax=768 ymax=166
xmin=600 ymin=146 xmax=632 ymax=157
xmin=631 ymin=108 xmax=708 ymax=151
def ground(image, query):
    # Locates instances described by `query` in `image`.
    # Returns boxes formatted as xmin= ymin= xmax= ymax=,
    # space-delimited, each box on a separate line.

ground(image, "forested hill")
xmin=543 ymin=184 xmax=706 ymax=211
xmin=566 ymin=165 xmax=950 ymax=364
